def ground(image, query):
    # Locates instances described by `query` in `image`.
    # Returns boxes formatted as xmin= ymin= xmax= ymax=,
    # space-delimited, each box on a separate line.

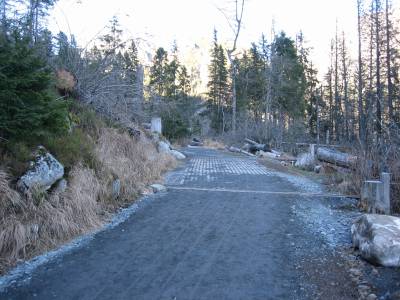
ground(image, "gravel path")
xmin=0 ymin=148 xmax=358 ymax=299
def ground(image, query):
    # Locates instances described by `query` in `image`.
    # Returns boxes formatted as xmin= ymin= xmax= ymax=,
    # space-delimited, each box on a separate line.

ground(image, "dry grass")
xmin=56 ymin=69 xmax=76 ymax=92
xmin=95 ymin=128 xmax=177 ymax=205
xmin=203 ymin=138 xmax=225 ymax=150
xmin=0 ymin=129 xmax=176 ymax=274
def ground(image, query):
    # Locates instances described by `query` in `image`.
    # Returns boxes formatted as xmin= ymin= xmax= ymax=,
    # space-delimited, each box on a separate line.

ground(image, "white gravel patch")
xmin=271 ymin=170 xmax=356 ymax=249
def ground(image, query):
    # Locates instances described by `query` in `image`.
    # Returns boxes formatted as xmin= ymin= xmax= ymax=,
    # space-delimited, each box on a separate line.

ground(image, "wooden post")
xmin=361 ymin=174 xmax=391 ymax=214
xmin=362 ymin=180 xmax=382 ymax=213
xmin=380 ymin=172 xmax=391 ymax=214
xmin=151 ymin=117 xmax=162 ymax=134
xmin=326 ymin=129 xmax=330 ymax=145
xmin=310 ymin=144 xmax=316 ymax=160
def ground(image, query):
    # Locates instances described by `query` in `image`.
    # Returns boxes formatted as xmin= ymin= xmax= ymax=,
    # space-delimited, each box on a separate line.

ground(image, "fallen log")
xmin=190 ymin=141 xmax=204 ymax=147
xmin=244 ymin=138 xmax=270 ymax=153
xmin=316 ymin=147 xmax=356 ymax=168
xmin=228 ymin=146 xmax=255 ymax=157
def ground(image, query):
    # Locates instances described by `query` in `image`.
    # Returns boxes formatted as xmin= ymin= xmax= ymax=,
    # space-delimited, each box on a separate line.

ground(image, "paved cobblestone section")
xmin=167 ymin=154 xmax=271 ymax=185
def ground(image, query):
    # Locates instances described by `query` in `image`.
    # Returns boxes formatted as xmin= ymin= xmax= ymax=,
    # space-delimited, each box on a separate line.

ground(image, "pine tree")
xmin=178 ymin=65 xmax=190 ymax=98
xmin=271 ymin=32 xmax=306 ymax=119
xmin=207 ymin=30 xmax=229 ymax=132
xmin=149 ymin=47 xmax=169 ymax=96
xmin=27 ymin=0 xmax=57 ymax=44
xmin=165 ymin=42 xmax=180 ymax=100
xmin=123 ymin=40 xmax=139 ymax=84
xmin=0 ymin=31 xmax=68 ymax=140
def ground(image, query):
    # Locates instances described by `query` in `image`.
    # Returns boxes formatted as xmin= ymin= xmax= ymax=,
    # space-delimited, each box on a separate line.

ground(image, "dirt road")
xmin=1 ymin=148 xmax=358 ymax=299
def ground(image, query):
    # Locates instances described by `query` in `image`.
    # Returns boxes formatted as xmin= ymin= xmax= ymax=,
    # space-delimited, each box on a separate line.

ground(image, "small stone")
xmin=366 ymin=294 xmax=377 ymax=300
xmin=150 ymin=184 xmax=167 ymax=193
xmin=349 ymin=268 xmax=362 ymax=277
xmin=54 ymin=179 xmax=68 ymax=194
xmin=358 ymin=284 xmax=370 ymax=294
xmin=112 ymin=179 xmax=121 ymax=200
xmin=141 ymin=188 xmax=153 ymax=195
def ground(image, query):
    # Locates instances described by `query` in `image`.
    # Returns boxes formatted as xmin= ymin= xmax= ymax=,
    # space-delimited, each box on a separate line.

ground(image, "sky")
xmin=48 ymin=0 xmax=399 ymax=75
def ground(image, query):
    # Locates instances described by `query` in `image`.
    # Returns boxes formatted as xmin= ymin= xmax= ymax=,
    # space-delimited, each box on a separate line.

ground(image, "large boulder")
xmin=17 ymin=147 xmax=64 ymax=193
xmin=158 ymin=141 xmax=171 ymax=153
xmin=170 ymin=150 xmax=186 ymax=160
xmin=352 ymin=214 xmax=400 ymax=267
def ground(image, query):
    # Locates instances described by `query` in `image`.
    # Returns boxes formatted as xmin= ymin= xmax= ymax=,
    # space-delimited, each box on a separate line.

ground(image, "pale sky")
xmin=48 ymin=0 xmax=399 ymax=75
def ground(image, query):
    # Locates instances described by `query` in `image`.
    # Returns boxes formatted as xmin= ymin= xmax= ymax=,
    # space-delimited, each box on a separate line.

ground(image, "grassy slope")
xmin=0 ymin=103 xmax=176 ymax=275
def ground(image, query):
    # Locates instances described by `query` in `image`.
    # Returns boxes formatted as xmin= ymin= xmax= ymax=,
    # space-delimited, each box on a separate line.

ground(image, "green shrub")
xmin=69 ymin=101 xmax=107 ymax=139
xmin=0 ymin=141 xmax=34 ymax=176
xmin=43 ymin=128 xmax=98 ymax=173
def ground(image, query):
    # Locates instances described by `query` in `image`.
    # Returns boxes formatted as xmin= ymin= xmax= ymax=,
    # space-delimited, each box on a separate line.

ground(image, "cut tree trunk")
xmin=244 ymin=138 xmax=271 ymax=153
xmin=316 ymin=147 xmax=356 ymax=168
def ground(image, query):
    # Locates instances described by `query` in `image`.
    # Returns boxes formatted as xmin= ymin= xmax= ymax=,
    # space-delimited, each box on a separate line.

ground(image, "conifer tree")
xmin=165 ymin=42 xmax=180 ymax=100
xmin=207 ymin=30 xmax=229 ymax=132
xmin=0 ymin=31 xmax=68 ymax=140
xmin=149 ymin=47 xmax=169 ymax=96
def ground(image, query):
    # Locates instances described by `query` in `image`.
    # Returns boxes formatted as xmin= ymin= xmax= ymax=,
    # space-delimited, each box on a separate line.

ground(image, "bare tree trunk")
xmin=366 ymin=0 xmax=375 ymax=148
xmin=357 ymin=0 xmax=366 ymax=145
xmin=385 ymin=0 xmax=394 ymax=122
xmin=341 ymin=32 xmax=350 ymax=141
xmin=317 ymin=86 xmax=321 ymax=147
xmin=334 ymin=24 xmax=341 ymax=141
xmin=375 ymin=0 xmax=382 ymax=141
xmin=0 ymin=0 xmax=6 ymax=25
xmin=34 ymin=0 xmax=39 ymax=43
xmin=224 ymin=0 xmax=245 ymax=134
xmin=329 ymin=42 xmax=334 ymax=137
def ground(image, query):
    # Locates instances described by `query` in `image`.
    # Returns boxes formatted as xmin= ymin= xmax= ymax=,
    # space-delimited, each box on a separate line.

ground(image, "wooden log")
xmin=244 ymin=138 xmax=270 ymax=153
xmin=228 ymin=146 xmax=241 ymax=153
xmin=244 ymin=138 xmax=259 ymax=145
xmin=316 ymin=147 xmax=356 ymax=168
xmin=190 ymin=141 xmax=204 ymax=147
xmin=228 ymin=146 xmax=255 ymax=157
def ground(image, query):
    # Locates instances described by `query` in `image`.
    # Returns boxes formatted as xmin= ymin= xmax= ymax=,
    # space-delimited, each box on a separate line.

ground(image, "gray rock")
xmin=158 ymin=141 xmax=171 ymax=153
xmin=352 ymin=214 xmax=400 ymax=267
xmin=150 ymin=184 xmax=167 ymax=193
xmin=54 ymin=179 xmax=68 ymax=194
xmin=17 ymin=147 xmax=64 ymax=193
xmin=349 ymin=268 xmax=362 ymax=277
xmin=314 ymin=165 xmax=322 ymax=173
xmin=170 ymin=150 xmax=186 ymax=160
xmin=366 ymin=294 xmax=377 ymax=300
xmin=112 ymin=179 xmax=121 ymax=200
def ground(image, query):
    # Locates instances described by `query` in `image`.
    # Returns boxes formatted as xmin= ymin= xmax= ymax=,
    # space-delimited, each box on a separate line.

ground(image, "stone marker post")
xmin=361 ymin=173 xmax=391 ymax=214
xmin=151 ymin=117 xmax=162 ymax=134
